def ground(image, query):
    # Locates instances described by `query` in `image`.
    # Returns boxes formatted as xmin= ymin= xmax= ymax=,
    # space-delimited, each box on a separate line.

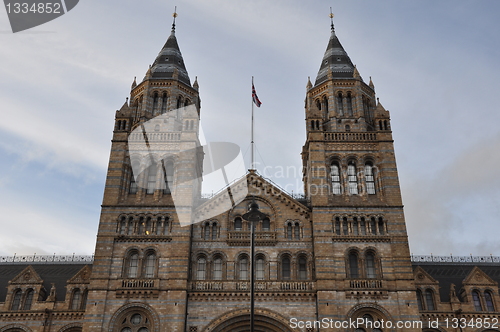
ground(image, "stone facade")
xmin=0 ymin=22 xmax=499 ymax=332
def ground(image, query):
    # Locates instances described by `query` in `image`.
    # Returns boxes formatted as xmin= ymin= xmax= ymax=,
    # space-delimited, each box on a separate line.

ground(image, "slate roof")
xmin=0 ymin=263 xmax=90 ymax=302
xmin=314 ymin=25 xmax=355 ymax=86
xmin=150 ymin=28 xmax=191 ymax=86
xmin=413 ymin=262 xmax=500 ymax=302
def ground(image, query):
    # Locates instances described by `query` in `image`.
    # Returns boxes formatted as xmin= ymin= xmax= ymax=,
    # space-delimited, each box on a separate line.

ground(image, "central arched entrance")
xmin=204 ymin=309 xmax=293 ymax=332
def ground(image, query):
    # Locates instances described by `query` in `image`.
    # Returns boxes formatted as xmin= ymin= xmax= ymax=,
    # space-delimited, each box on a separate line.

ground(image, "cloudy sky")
xmin=0 ymin=0 xmax=499 ymax=257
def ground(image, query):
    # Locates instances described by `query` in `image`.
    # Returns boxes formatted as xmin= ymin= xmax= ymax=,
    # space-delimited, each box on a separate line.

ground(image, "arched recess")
xmin=108 ymin=302 xmax=160 ymax=332
xmin=345 ymin=302 xmax=393 ymax=325
xmin=203 ymin=308 xmax=293 ymax=332
xmin=0 ymin=324 xmax=32 ymax=332
xmin=58 ymin=323 xmax=83 ymax=332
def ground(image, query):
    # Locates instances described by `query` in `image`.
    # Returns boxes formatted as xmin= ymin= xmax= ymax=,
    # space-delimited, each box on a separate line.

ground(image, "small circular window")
xmin=131 ymin=314 xmax=142 ymax=324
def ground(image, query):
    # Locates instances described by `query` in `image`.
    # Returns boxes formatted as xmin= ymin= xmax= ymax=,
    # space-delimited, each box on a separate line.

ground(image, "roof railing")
xmin=0 ymin=254 xmax=94 ymax=264
xmin=411 ymin=254 xmax=500 ymax=264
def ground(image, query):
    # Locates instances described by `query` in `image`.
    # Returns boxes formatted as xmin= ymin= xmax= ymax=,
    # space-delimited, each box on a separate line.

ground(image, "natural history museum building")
xmin=0 ymin=18 xmax=499 ymax=332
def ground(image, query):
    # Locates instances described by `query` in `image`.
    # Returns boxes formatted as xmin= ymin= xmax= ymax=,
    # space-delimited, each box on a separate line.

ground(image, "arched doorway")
xmin=208 ymin=313 xmax=293 ymax=332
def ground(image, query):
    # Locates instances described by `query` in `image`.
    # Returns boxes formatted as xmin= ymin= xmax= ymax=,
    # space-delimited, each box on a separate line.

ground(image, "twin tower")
xmin=85 ymin=20 xmax=419 ymax=332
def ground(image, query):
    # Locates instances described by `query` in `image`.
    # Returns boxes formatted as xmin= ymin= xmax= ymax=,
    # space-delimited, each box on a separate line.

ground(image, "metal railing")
xmin=411 ymin=255 xmax=500 ymax=264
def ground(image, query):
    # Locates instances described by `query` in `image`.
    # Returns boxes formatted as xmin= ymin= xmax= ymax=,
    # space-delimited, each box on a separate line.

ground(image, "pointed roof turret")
xmin=314 ymin=17 xmax=355 ymax=86
xmin=150 ymin=10 xmax=191 ymax=86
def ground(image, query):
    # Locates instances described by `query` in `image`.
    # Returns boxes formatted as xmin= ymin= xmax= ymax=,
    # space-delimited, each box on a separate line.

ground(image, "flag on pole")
xmin=252 ymin=84 xmax=262 ymax=107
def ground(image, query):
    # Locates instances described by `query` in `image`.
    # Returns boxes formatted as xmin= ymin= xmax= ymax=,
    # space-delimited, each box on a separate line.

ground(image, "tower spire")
xmin=171 ymin=6 xmax=177 ymax=33
xmin=329 ymin=7 xmax=335 ymax=32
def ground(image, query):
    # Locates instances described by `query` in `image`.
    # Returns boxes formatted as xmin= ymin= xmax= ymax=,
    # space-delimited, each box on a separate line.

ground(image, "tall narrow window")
xmin=239 ymin=257 xmax=248 ymax=280
xmin=346 ymin=93 xmax=353 ymax=116
xmin=71 ymin=289 xmax=81 ymax=310
xmin=128 ymin=218 xmax=134 ymax=235
xmin=287 ymin=223 xmax=293 ymax=240
xmin=152 ymin=93 xmax=159 ymax=113
xmin=331 ymin=163 xmax=341 ymax=194
xmin=163 ymin=217 xmax=170 ymax=235
xmin=352 ymin=218 xmax=359 ymax=235
xmin=163 ymin=161 xmax=174 ymax=194
xmin=138 ymin=217 xmax=144 ymax=235
xmin=204 ymin=223 xmax=210 ymax=240
xmin=365 ymin=163 xmax=376 ymax=194
xmin=234 ymin=217 xmax=242 ymax=231
xmin=485 ymin=291 xmax=495 ymax=311
xmin=343 ymin=218 xmax=348 ymax=235
xmin=197 ymin=257 xmax=206 ymax=280
xmin=145 ymin=217 xmax=151 ymax=235
xmin=129 ymin=173 xmax=138 ymax=194
xmin=416 ymin=289 xmax=424 ymax=311
xmin=213 ymin=257 xmax=222 ymax=280
xmin=360 ymin=218 xmax=366 ymax=235
xmin=370 ymin=217 xmax=377 ymax=235
xmin=146 ymin=165 xmax=156 ymax=194
xmin=294 ymin=222 xmax=300 ymax=239
xmin=256 ymin=257 xmax=265 ymax=280
xmin=212 ymin=223 xmax=217 ymax=240
xmin=349 ymin=252 xmax=359 ymax=278
xmin=128 ymin=252 xmax=139 ymax=278
xmin=298 ymin=256 xmax=307 ymax=280
xmin=472 ymin=290 xmax=483 ymax=311
xmin=425 ymin=289 xmax=435 ymax=310
xmin=282 ymin=256 xmax=291 ymax=280
xmin=366 ymin=252 xmax=376 ymax=278
xmin=161 ymin=93 xmax=168 ymax=113
xmin=348 ymin=163 xmax=358 ymax=195
xmin=262 ymin=217 xmax=270 ymax=231
xmin=23 ymin=289 xmax=34 ymax=310
xmin=81 ymin=290 xmax=88 ymax=310
xmin=378 ymin=217 xmax=385 ymax=235
xmin=144 ymin=252 xmax=156 ymax=278
xmin=337 ymin=93 xmax=343 ymax=115
xmin=120 ymin=217 xmax=126 ymax=234
xmin=11 ymin=289 xmax=21 ymax=310
xmin=335 ymin=217 xmax=341 ymax=235
xmin=323 ymin=96 xmax=328 ymax=112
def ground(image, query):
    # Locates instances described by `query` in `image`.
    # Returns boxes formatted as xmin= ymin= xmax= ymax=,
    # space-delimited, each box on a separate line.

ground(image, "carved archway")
xmin=203 ymin=308 xmax=293 ymax=332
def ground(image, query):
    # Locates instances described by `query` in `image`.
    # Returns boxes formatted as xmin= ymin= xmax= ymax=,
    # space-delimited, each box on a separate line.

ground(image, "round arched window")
xmin=116 ymin=311 xmax=151 ymax=332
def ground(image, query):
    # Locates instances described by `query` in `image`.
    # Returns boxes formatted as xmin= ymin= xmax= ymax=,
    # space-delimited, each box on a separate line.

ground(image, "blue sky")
xmin=0 ymin=0 xmax=499 ymax=256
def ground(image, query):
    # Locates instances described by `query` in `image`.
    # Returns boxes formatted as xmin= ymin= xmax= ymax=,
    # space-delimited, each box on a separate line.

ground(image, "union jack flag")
xmin=252 ymin=84 xmax=262 ymax=107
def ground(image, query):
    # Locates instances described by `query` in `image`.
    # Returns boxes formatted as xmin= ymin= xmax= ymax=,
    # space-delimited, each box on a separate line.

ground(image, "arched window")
xmin=287 ymin=222 xmax=293 ymax=240
xmin=416 ymin=289 xmax=424 ymax=311
xmin=352 ymin=217 xmax=359 ymax=235
xmin=370 ymin=217 xmax=377 ymax=235
xmin=330 ymin=163 xmax=341 ymax=194
xmin=323 ymin=96 xmax=328 ymax=111
xmin=212 ymin=223 xmax=217 ymax=240
xmin=262 ymin=217 xmax=270 ymax=231
xmin=177 ymin=96 xmax=183 ymax=109
xmin=335 ymin=217 xmax=341 ymax=235
xmin=23 ymin=289 xmax=34 ymax=310
xmin=348 ymin=162 xmax=358 ymax=194
xmin=316 ymin=99 xmax=321 ymax=110
xmin=197 ymin=257 xmax=206 ymax=280
xmin=360 ymin=218 xmax=367 ymax=235
xmin=337 ymin=93 xmax=343 ymax=115
xmin=343 ymin=217 xmax=348 ymax=235
xmin=256 ymin=256 xmax=265 ymax=280
xmin=145 ymin=217 xmax=151 ymax=235
xmin=115 ymin=310 xmax=152 ymax=332
xmin=204 ymin=223 xmax=210 ymax=240
xmin=346 ymin=92 xmax=353 ymax=116
xmin=472 ymin=290 xmax=483 ymax=311
xmin=349 ymin=251 xmax=359 ymax=278
xmin=425 ymin=289 xmax=435 ymax=310
xmin=365 ymin=163 xmax=376 ymax=194
xmin=146 ymin=165 xmax=157 ymax=194
xmin=298 ymin=256 xmax=307 ymax=280
xmin=11 ymin=289 xmax=22 ymax=310
xmin=234 ymin=217 xmax=242 ymax=231
xmin=71 ymin=289 xmax=81 ymax=310
xmin=213 ymin=257 xmax=222 ymax=280
xmin=163 ymin=217 xmax=170 ymax=235
xmin=161 ymin=93 xmax=168 ymax=113
xmin=239 ymin=256 xmax=249 ymax=280
xmin=120 ymin=216 xmax=126 ymax=234
xmin=281 ymin=256 xmax=291 ymax=280
xmin=144 ymin=251 xmax=156 ymax=278
xmin=81 ymin=290 xmax=88 ymax=310
xmin=294 ymin=222 xmax=300 ymax=239
xmin=378 ymin=217 xmax=385 ymax=235
xmin=138 ymin=217 xmax=144 ymax=235
xmin=185 ymin=99 xmax=191 ymax=107
xmin=365 ymin=252 xmax=376 ymax=278
xmin=127 ymin=252 xmax=139 ymax=278
xmin=128 ymin=217 xmax=134 ymax=235
xmin=485 ymin=290 xmax=495 ymax=311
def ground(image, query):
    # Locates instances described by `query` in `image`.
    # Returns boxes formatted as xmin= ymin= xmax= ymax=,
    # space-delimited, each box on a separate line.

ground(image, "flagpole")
xmin=251 ymin=76 xmax=255 ymax=171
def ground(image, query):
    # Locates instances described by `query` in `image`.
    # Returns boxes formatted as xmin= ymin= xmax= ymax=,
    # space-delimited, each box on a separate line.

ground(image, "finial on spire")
xmin=171 ymin=6 xmax=178 ymax=33
xmin=329 ymin=7 xmax=335 ymax=32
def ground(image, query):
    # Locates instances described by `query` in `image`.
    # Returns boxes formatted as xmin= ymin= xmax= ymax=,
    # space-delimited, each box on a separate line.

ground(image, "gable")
xmin=413 ymin=266 xmax=439 ymax=285
xmin=67 ymin=265 xmax=92 ymax=284
xmin=8 ymin=265 xmax=43 ymax=285
xmin=463 ymin=266 xmax=498 ymax=286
